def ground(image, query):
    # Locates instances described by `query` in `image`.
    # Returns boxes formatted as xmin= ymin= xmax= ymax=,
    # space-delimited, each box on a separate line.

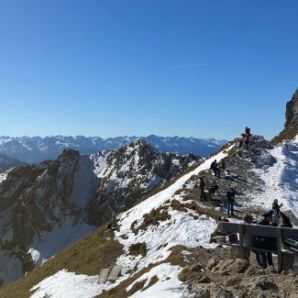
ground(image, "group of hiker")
xmin=200 ymin=126 xmax=255 ymax=217
xmin=198 ymin=175 xmax=236 ymax=217
xmin=210 ymin=159 xmax=222 ymax=178
xmin=198 ymin=176 xmax=219 ymax=199
xmin=242 ymin=200 xmax=293 ymax=268
xmin=197 ymin=125 xmax=297 ymax=270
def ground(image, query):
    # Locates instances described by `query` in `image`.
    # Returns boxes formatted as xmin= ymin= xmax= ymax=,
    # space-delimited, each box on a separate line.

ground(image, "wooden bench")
xmin=218 ymin=222 xmax=298 ymax=272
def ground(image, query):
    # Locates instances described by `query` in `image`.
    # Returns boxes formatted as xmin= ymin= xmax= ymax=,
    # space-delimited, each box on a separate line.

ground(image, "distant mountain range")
xmin=0 ymin=135 xmax=227 ymax=163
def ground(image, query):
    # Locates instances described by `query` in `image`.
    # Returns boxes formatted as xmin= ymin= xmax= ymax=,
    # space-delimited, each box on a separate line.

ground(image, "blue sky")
xmin=0 ymin=0 xmax=297 ymax=140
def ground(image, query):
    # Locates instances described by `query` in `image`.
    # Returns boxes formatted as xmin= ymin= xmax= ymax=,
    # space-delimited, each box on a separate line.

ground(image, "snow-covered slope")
xmin=0 ymin=135 xmax=226 ymax=163
xmin=252 ymin=135 xmax=298 ymax=217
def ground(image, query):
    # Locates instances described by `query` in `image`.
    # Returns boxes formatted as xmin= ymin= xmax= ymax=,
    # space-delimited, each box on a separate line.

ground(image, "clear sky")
xmin=0 ymin=0 xmax=297 ymax=140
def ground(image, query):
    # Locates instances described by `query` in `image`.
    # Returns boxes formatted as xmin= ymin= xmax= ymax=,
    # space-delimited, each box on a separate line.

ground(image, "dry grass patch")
xmin=132 ymin=206 xmax=171 ymax=234
xmin=129 ymin=242 xmax=147 ymax=257
xmin=271 ymin=126 xmax=298 ymax=145
xmin=0 ymin=225 xmax=123 ymax=298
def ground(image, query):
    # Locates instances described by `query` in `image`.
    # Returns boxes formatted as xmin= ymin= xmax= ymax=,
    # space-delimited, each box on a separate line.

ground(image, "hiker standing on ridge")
xmin=244 ymin=126 xmax=251 ymax=149
xmin=210 ymin=159 xmax=221 ymax=178
xmin=239 ymin=127 xmax=252 ymax=148
xmin=221 ymin=159 xmax=226 ymax=175
xmin=226 ymin=187 xmax=236 ymax=217
xmin=272 ymin=199 xmax=283 ymax=226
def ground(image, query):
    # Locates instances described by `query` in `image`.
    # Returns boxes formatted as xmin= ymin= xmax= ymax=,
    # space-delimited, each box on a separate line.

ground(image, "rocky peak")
xmin=285 ymin=88 xmax=298 ymax=129
xmin=271 ymin=88 xmax=298 ymax=144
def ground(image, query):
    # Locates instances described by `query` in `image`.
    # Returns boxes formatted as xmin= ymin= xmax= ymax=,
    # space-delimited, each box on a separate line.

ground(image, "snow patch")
xmin=28 ymin=248 xmax=42 ymax=265
xmin=0 ymin=171 xmax=9 ymax=184
xmin=127 ymin=263 xmax=189 ymax=298
xmin=30 ymin=270 xmax=114 ymax=298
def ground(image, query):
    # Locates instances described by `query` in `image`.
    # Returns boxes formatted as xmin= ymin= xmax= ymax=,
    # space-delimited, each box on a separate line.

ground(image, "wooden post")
xmin=239 ymin=224 xmax=244 ymax=259
xmin=277 ymin=227 xmax=282 ymax=273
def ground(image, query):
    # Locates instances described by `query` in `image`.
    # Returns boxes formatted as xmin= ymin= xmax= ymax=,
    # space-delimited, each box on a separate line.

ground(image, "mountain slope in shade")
xmin=0 ymin=153 xmax=24 ymax=172
xmin=0 ymin=135 xmax=226 ymax=163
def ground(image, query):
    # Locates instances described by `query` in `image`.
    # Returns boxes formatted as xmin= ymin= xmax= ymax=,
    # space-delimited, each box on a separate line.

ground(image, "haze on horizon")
xmin=0 ymin=1 xmax=297 ymax=140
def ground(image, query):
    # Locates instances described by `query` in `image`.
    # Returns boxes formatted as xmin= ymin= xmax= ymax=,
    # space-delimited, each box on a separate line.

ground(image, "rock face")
xmin=87 ymin=139 xmax=200 ymax=225
xmin=285 ymin=88 xmax=298 ymax=129
xmin=272 ymin=88 xmax=298 ymax=144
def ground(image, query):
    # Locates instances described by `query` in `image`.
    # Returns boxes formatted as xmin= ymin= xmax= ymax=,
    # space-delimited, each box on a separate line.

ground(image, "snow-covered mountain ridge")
xmin=0 ymin=140 xmax=198 ymax=285
xmin=0 ymin=135 xmax=226 ymax=163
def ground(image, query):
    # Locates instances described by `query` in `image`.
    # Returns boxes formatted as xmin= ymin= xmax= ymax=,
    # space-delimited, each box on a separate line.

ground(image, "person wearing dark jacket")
xmin=210 ymin=159 xmax=221 ymax=178
xmin=272 ymin=199 xmax=283 ymax=226
xmin=226 ymin=187 xmax=236 ymax=217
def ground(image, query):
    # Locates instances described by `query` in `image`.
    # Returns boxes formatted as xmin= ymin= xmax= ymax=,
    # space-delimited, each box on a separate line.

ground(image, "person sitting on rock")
xmin=226 ymin=187 xmax=236 ymax=217
xmin=210 ymin=159 xmax=221 ymax=178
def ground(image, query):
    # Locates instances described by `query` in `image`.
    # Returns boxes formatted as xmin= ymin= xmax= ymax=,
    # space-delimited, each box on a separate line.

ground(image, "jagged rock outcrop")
xmin=285 ymin=88 xmax=298 ymax=129
xmin=86 ymin=139 xmax=200 ymax=225
xmin=272 ymin=88 xmax=298 ymax=144
xmin=0 ymin=148 xmax=88 ymax=283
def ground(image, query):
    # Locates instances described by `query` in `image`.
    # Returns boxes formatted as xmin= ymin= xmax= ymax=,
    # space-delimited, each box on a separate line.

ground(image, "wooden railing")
xmin=219 ymin=222 xmax=298 ymax=272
